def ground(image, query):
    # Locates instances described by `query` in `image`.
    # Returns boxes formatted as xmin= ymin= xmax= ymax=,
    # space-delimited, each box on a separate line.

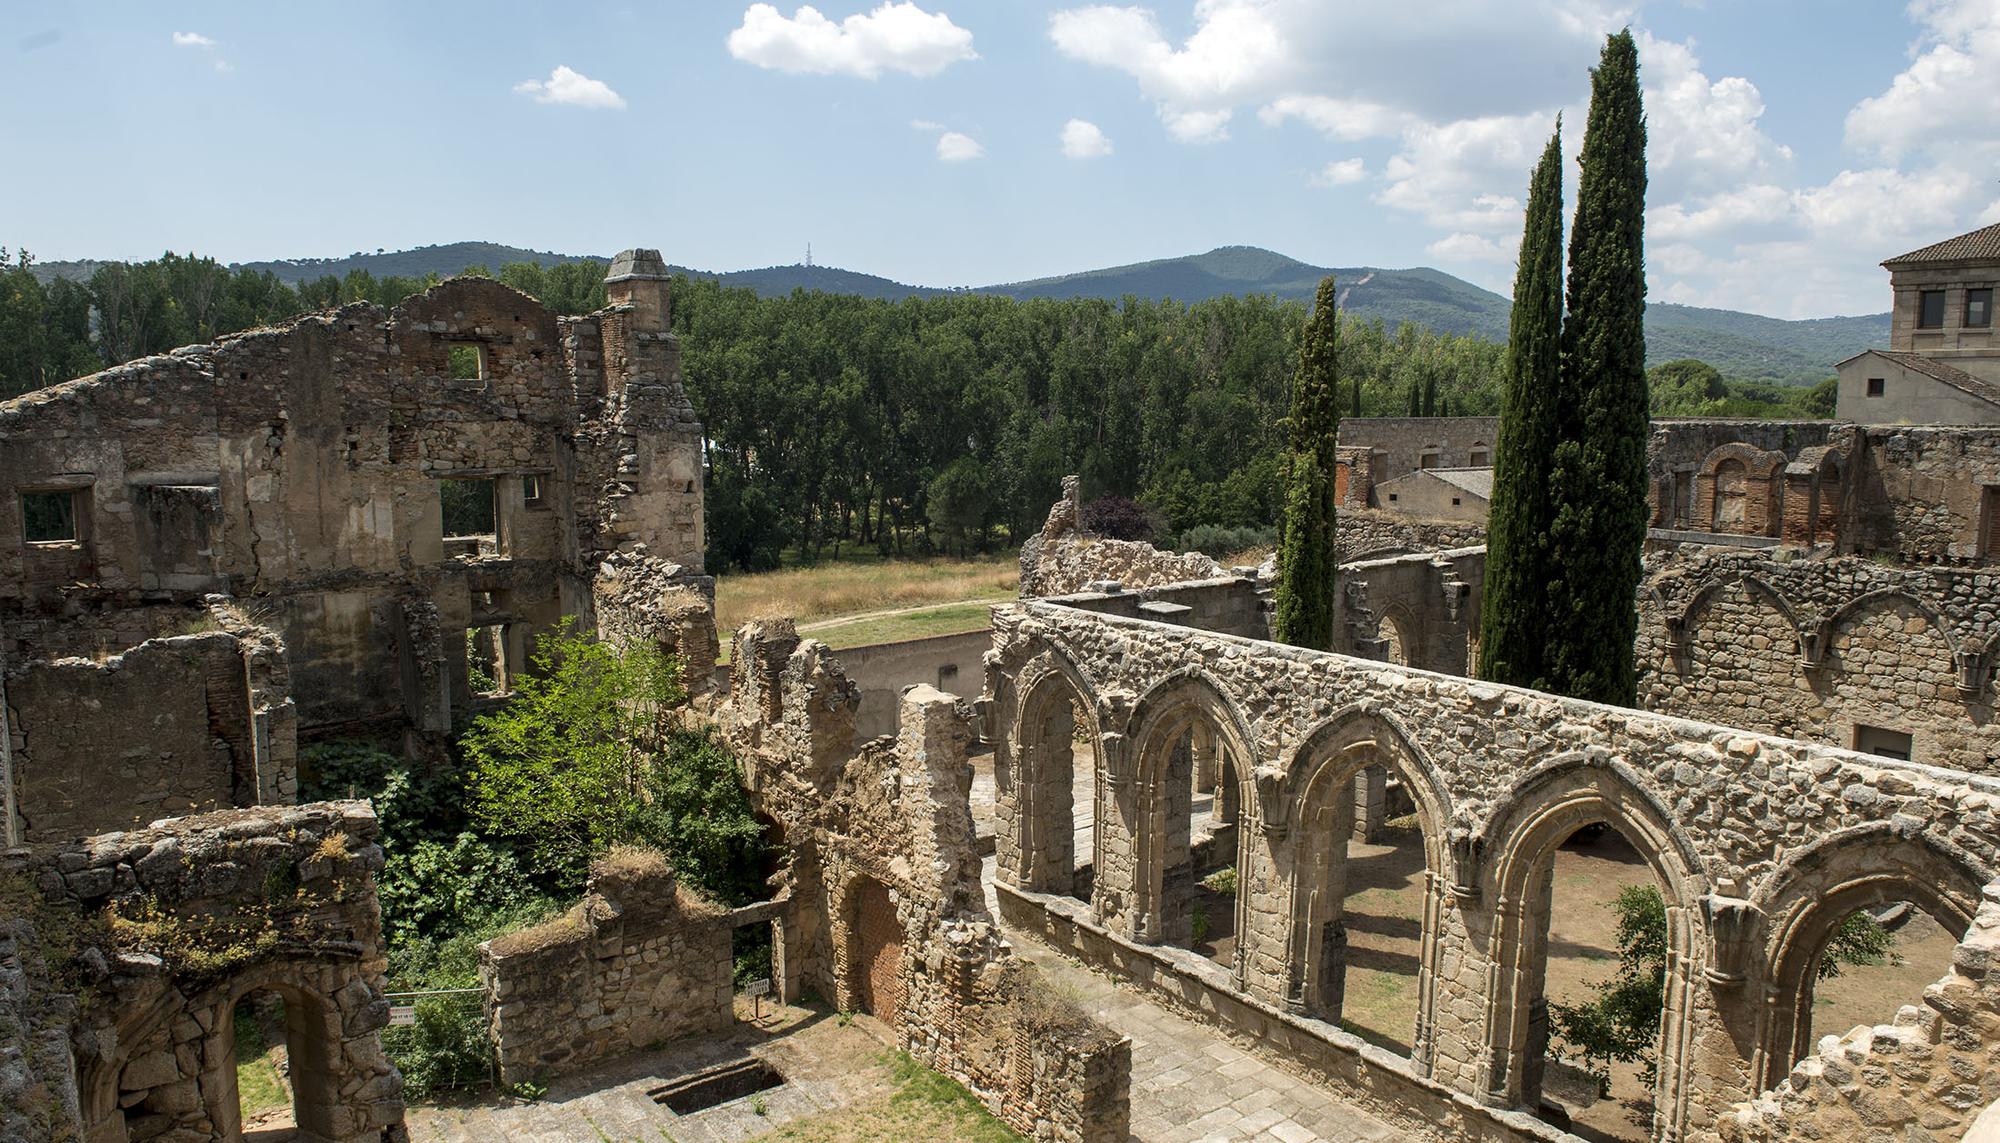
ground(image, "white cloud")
xmin=1060 ymin=119 xmax=1113 ymax=158
xmin=1636 ymin=32 xmax=1792 ymax=198
xmin=729 ymin=2 xmax=977 ymax=79
xmin=911 ymin=118 xmax=946 ymax=131
xmin=171 ymin=31 xmax=216 ymax=48
xmin=1376 ymin=112 xmax=1550 ymax=232
xmin=1312 ymin=158 xmax=1366 ymax=186
xmin=513 ymin=66 xmax=627 ymax=110
xmin=1847 ymin=1 xmax=2000 ymax=164
xmin=1259 ymin=95 xmax=1413 ymax=142
xmin=1426 ymin=233 xmax=1513 ymax=262
xmin=936 ymin=131 xmax=984 ymax=161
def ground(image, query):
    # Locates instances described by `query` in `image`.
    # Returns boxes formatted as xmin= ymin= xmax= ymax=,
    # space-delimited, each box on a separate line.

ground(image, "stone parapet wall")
xmin=1713 ymin=878 xmax=2000 ymax=1143
xmin=984 ymin=598 xmax=2000 ymax=1142
xmin=480 ymin=848 xmax=739 ymax=1086
xmin=1334 ymin=509 xmax=1488 ymax=562
xmin=1047 ymin=576 xmax=1268 ymax=641
xmin=16 ymin=800 xmax=404 ymax=1143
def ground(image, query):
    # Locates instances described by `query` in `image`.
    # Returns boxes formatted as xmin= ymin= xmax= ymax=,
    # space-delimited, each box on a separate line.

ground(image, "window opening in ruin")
xmin=20 ymin=489 xmax=78 ymax=544
xmin=1530 ymin=823 xmax=1673 ymax=1141
xmin=847 ymin=876 xmax=903 ymax=1026
xmin=1853 ymin=724 xmax=1913 ymax=761
xmin=521 ymin=472 xmax=545 ymax=508
xmin=1917 ymin=290 xmax=1946 ymax=329
xmin=1967 ymin=287 xmax=1993 ymax=329
xmin=1019 ymin=680 xmax=1097 ymax=906
xmin=466 ymin=624 xmax=510 ymax=697
xmin=1710 ymin=458 xmax=1749 ymax=533
xmin=1377 ymin=614 xmax=1410 ymax=665
xmin=1866 ymin=377 xmax=1886 ymax=398
xmin=1771 ymin=900 xmax=1944 ymax=1087
xmin=1154 ymin=718 xmax=1238 ymax=971
xmin=439 ymin=477 xmax=497 ymax=540
xmin=937 ymin=662 xmax=959 ymax=689
xmin=446 ymin=342 xmax=487 ymax=381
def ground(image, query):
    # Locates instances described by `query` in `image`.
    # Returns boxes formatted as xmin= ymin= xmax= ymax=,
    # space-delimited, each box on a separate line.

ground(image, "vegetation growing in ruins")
xmin=1273 ymin=277 xmax=1342 ymax=650
xmin=1552 ymin=884 xmax=1896 ymax=1096
xmin=1544 ymin=30 xmax=1652 ymax=707
xmin=1480 ymin=127 xmax=1566 ymax=690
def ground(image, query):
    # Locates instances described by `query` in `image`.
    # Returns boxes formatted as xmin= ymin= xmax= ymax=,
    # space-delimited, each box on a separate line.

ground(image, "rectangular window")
xmin=446 ymin=343 xmax=487 ymax=381
xmin=1918 ymin=290 xmax=1947 ymax=329
xmin=439 ymin=478 xmax=497 ymax=538
xmin=1451 ymin=497 xmax=1462 ymax=506
xmin=521 ymin=473 xmax=544 ymax=507
xmin=1418 ymin=451 xmax=1440 ymax=470
xmin=1866 ymin=377 xmax=1886 ymax=398
xmin=1854 ymin=724 xmax=1913 ymax=762
xmin=1387 ymin=493 xmax=1399 ymax=502
xmin=1968 ymin=288 xmax=1994 ymax=329
xmin=20 ymin=491 xmax=77 ymax=544
xmin=1469 ymin=450 xmax=1490 ymax=467
xmin=1983 ymin=486 xmax=2000 ymax=557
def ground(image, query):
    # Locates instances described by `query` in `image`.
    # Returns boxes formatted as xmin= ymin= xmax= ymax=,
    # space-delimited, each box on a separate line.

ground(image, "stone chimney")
xmin=604 ymin=248 xmax=671 ymax=332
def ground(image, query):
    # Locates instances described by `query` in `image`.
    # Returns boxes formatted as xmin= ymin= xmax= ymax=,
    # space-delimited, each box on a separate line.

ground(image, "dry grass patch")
xmin=714 ymin=555 xmax=1018 ymax=632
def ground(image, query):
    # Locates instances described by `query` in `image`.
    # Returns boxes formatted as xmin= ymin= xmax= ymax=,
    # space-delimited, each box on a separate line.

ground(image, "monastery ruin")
xmin=6 ymin=232 xmax=2000 ymax=1143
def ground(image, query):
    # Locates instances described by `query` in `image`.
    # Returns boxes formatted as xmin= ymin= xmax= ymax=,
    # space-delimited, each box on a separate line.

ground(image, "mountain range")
xmin=33 ymin=241 xmax=1888 ymax=387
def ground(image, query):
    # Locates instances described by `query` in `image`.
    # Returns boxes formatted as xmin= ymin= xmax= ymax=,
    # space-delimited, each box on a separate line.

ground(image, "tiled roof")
xmin=1883 ymin=222 xmax=2000 ymax=267
xmin=1855 ymin=350 xmax=2000 ymax=408
xmin=1385 ymin=466 xmax=1495 ymax=498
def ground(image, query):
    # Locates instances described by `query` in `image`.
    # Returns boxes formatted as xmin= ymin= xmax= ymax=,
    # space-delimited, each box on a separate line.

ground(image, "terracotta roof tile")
xmin=1883 ymin=222 xmax=2000 ymax=267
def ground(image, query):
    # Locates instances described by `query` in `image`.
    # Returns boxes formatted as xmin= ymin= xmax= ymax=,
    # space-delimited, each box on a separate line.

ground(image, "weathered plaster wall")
xmin=831 ymin=628 xmax=993 ymax=739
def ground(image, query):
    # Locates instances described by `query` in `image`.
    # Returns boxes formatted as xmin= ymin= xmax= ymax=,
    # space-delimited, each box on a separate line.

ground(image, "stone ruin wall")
xmin=2 ymin=800 xmax=405 ymax=1143
xmin=714 ymin=619 xmax=1131 ymax=1143
xmin=1717 ymin=877 xmax=2000 ymax=1143
xmin=480 ymin=848 xmax=774 ymax=1086
xmin=984 ymin=598 xmax=2000 ymax=1142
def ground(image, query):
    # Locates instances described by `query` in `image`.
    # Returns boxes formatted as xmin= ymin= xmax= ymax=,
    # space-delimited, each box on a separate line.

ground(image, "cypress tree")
xmin=1478 ymin=123 xmax=1565 ymax=687
xmin=1273 ymin=276 xmax=1341 ymax=649
xmin=1545 ymin=30 xmax=1649 ymax=705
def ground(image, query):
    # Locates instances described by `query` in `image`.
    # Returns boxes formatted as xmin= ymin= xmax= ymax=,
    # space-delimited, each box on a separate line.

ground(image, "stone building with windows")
xmin=1838 ymin=222 xmax=2000 ymax=424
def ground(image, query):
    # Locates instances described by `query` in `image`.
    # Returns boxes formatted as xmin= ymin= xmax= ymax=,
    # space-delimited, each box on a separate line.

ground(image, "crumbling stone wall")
xmin=1846 ymin=424 xmax=2000 ymax=562
xmin=589 ymin=551 xmax=720 ymax=698
xmin=7 ymin=800 xmax=404 ymax=1143
xmin=1713 ymin=877 xmax=2000 ymax=1143
xmin=3 ymin=614 xmax=297 ymax=846
xmin=716 ymin=622 xmax=1130 ymax=1143
xmin=1334 ymin=546 xmax=1483 ymax=673
xmin=1334 ymin=508 xmax=1488 ymax=562
xmin=0 ymin=256 xmax=703 ymax=748
xmin=1338 ymin=417 xmax=1500 ymax=482
xmin=479 ymin=848 xmax=762 ymax=1086
xmin=1639 ymin=547 xmax=2000 ymax=770
xmin=1019 ymin=477 xmax=1228 ymax=598
xmin=985 ymin=597 xmax=2000 ymax=1142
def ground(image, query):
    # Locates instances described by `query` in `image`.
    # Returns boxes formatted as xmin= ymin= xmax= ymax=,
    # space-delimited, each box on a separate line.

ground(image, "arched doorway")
xmin=1128 ymin=674 xmax=1252 ymax=969
xmin=1012 ymin=660 xmax=1101 ymax=904
xmin=217 ymin=984 xmax=339 ymax=1142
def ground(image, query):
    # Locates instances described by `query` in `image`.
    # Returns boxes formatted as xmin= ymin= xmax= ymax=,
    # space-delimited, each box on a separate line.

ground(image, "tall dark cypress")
xmin=1478 ymin=124 xmax=1565 ymax=687
xmin=1545 ymin=30 xmax=1649 ymax=705
xmin=1273 ymin=276 xmax=1341 ymax=650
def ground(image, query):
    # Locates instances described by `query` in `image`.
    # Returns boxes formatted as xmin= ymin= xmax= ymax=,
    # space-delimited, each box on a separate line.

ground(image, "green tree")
xmin=1545 ymin=30 xmax=1650 ymax=706
xmin=1479 ymin=125 xmax=1565 ymax=688
xmin=461 ymin=619 xmax=687 ymax=886
xmin=926 ymin=456 xmax=992 ymax=555
xmin=1647 ymin=358 xmax=1727 ymax=415
xmin=1272 ymin=277 xmax=1340 ymax=649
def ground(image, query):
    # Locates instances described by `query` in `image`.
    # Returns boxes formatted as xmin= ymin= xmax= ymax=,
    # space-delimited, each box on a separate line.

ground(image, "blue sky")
xmin=3 ymin=1 xmax=1995 ymax=318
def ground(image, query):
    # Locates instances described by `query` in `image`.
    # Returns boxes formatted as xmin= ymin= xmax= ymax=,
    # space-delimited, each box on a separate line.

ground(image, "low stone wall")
xmin=833 ymin=628 xmax=993 ymax=739
xmin=481 ymin=848 xmax=752 ymax=1085
xmin=1713 ymin=877 xmax=2000 ymax=1143
xmin=1048 ymin=576 xmax=1268 ymax=640
xmin=996 ymin=882 xmax=1569 ymax=1143
xmin=1335 ymin=508 xmax=1487 ymax=562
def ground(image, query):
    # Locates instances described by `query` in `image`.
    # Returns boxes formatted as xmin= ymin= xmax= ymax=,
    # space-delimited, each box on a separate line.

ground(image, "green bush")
xmin=1177 ymin=525 xmax=1275 ymax=558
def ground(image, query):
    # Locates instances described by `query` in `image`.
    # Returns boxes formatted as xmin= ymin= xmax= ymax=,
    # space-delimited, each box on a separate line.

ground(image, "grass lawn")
xmin=747 ymin=1052 xmax=1021 ymax=1143
xmin=713 ymin=554 xmax=1017 ymax=662
xmin=233 ymin=1007 xmax=290 ymax=1119
xmin=804 ymin=601 xmax=997 ymax=650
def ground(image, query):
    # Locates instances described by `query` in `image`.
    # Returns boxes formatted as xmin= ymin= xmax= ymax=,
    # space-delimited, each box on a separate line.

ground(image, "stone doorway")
xmin=849 ymin=877 xmax=903 ymax=1028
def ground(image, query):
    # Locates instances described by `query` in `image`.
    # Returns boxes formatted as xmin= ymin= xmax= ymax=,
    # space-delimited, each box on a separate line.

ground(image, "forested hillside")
xmin=26 ymin=241 xmax=1888 ymax=384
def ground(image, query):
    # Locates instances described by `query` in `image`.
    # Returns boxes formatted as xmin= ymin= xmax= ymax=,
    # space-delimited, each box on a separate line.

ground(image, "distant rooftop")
xmin=1842 ymin=349 xmax=2000 ymax=408
xmin=1883 ymin=222 xmax=2000 ymax=267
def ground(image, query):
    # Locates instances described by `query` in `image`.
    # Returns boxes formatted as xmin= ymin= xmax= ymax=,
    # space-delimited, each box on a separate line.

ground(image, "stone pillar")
xmin=1353 ymin=767 xmax=1389 ymax=842
xmin=1318 ymin=920 xmax=1348 ymax=1018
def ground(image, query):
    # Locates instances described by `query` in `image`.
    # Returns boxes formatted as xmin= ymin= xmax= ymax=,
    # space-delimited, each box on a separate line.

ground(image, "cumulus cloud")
xmin=1427 ymin=232 xmax=1514 ymax=262
xmin=729 ymin=2 xmax=977 ymax=79
xmin=1312 ymin=158 xmax=1366 ymax=186
xmin=1060 ymin=119 xmax=1113 ymax=158
xmin=514 ymin=66 xmax=627 ymax=109
xmin=935 ymin=131 xmax=984 ymax=161
xmin=171 ymin=31 xmax=215 ymax=48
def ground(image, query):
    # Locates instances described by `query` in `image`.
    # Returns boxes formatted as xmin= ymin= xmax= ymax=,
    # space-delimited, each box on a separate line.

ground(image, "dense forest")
xmin=0 ymin=248 xmax=1832 ymax=570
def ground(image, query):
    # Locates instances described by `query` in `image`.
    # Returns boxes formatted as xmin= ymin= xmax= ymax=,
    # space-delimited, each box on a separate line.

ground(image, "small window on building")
xmin=1387 ymin=493 xmax=1399 ymax=502
xmin=1418 ymin=448 xmax=1441 ymax=470
xmin=20 ymin=490 xmax=78 ymax=544
xmin=1451 ymin=497 xmax=1462 ymax=506
xmin=1866 ymin=377 xmax=1886 ymax=398
xmin=1917 ymin=290 xmax=1947 ymax=329
xmin=1968 ymin=288 xmax=1994 ymax=329
xmin=1854 ymin=724 xmax=1913 ymax=761
xmin=521 ymin=473 xmax=545 ymax=508
xmin=440 ymin=478 xmax=497 ymax=538
xmin=446 ymin=343 xmax=487 ymax=381
xmin=1469 ymin=448 xmax=1490 ymax=467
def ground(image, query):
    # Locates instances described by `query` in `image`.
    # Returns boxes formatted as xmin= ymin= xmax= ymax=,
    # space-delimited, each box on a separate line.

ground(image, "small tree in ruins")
xmin=1273 ymin=276 xmax=1340 ymax=649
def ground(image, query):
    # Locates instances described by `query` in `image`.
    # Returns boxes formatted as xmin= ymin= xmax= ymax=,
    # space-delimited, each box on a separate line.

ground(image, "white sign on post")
xmin=388 ymin=1005 xmax=417 ymax=1027
xmin=744 ymin=979 xmax=772 ymax=999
